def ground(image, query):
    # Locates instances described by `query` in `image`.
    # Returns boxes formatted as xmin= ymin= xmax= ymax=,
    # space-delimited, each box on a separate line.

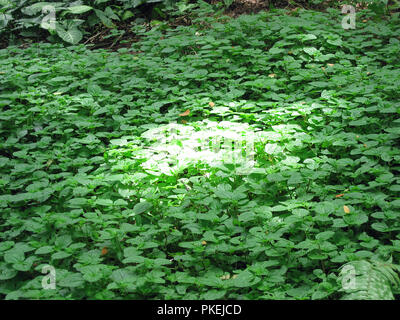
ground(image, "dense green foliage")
xmin=1 ymin=0 xmax=399 ymax=45
xmin=0 ymin=0 xmax=176 ymax=45
xmin=0 ymin=7 xmax=400 ymax=299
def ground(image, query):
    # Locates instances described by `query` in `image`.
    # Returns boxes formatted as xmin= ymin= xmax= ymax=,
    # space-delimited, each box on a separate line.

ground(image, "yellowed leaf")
xmin=179 ymin=109 xmax=190 ymax=117
xmin=101 ymin=247 xmax=108 ymax=256
xmin=343 ymin=205 xmax=350 ymax=214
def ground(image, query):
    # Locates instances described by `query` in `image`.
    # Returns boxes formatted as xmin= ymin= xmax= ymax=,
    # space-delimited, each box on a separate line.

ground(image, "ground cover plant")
xmin=0 ymin=4 xmax=400 ymax=299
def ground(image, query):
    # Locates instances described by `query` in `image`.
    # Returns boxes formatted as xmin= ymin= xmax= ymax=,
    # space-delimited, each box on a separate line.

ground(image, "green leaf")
xmin=68 ymin=5 xmax=93 ymax=14
xmin=111 ymin=268 xmax=136 ymax=283
xmin=95 ymin=199 xmax=114 ymax=206
xmin=94 ymin=9 xmax=115 ymax=28
xmin=56 ymin=26 xmax=83 ymax=44
xmin=35 ymin=246 xmax=54 ymax=255
xmin=316 ymin=231 xmax=335 ymax=241
xmin=80 ymin=265 xmax=104 ymax=282
xmin=264 ymin=143 xmax=284 ymax=155
xmin=59 ymin=273 xmax=84 ymax=288
xmin=0 ymin=263 xmax=18 ymax=280
xmin=133 ymin=201 xmax=152 ymax=214
xmin=13 ymin=256 xmax=35 ymax=272
xmin=203 ymin=289 xmax=226 ymax=299
xmin=4 ymin=249 xmax=25 ymax=264
xmin=303 ymin=47 xmax=319 ymax=56
xmin=51 ymin=251 xmax=72 ymax=260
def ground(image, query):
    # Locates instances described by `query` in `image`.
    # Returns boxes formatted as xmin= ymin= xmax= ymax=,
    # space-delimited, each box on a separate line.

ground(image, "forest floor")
xmin=1 ymin=7 xmax=400 ymax=300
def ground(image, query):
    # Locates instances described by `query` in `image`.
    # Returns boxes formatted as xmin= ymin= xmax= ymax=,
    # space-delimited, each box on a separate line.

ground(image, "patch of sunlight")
xmin=139 ymin=120 xmax=268 ymax=176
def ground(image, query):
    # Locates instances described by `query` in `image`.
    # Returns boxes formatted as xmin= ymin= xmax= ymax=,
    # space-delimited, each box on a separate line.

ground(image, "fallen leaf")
xmin=335 ymin=194 xmax=345 ymax=198
xmin=101 ymin=247 xmax=108 ymax=256
xmin=179 ymin=109 xmax=190 ymax=117
xmin=268 ymin=73 xmax=276 ymax=78
xmin=209 ymin=101 xmax=215 ymax=107
xmin=343 ymin=205 xmax=350 ymax=214
xmin=201 ymin=240 xmax=207 ymax=245
xmin=327 ymin=63 xmax=334 ymax=67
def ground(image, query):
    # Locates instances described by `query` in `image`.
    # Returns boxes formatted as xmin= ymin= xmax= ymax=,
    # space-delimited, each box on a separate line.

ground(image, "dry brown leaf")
xmin=101 ymin=247 xmax=108 ymax=256
xmin=209 ymin=101 xmax=215 ymax=107
xmin=179 ymin=109 xmax=190 ymax=117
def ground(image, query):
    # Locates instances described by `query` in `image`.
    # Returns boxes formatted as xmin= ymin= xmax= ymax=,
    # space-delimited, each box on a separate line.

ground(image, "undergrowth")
xmin=0 ymin=8 xmax=400 ymax=299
